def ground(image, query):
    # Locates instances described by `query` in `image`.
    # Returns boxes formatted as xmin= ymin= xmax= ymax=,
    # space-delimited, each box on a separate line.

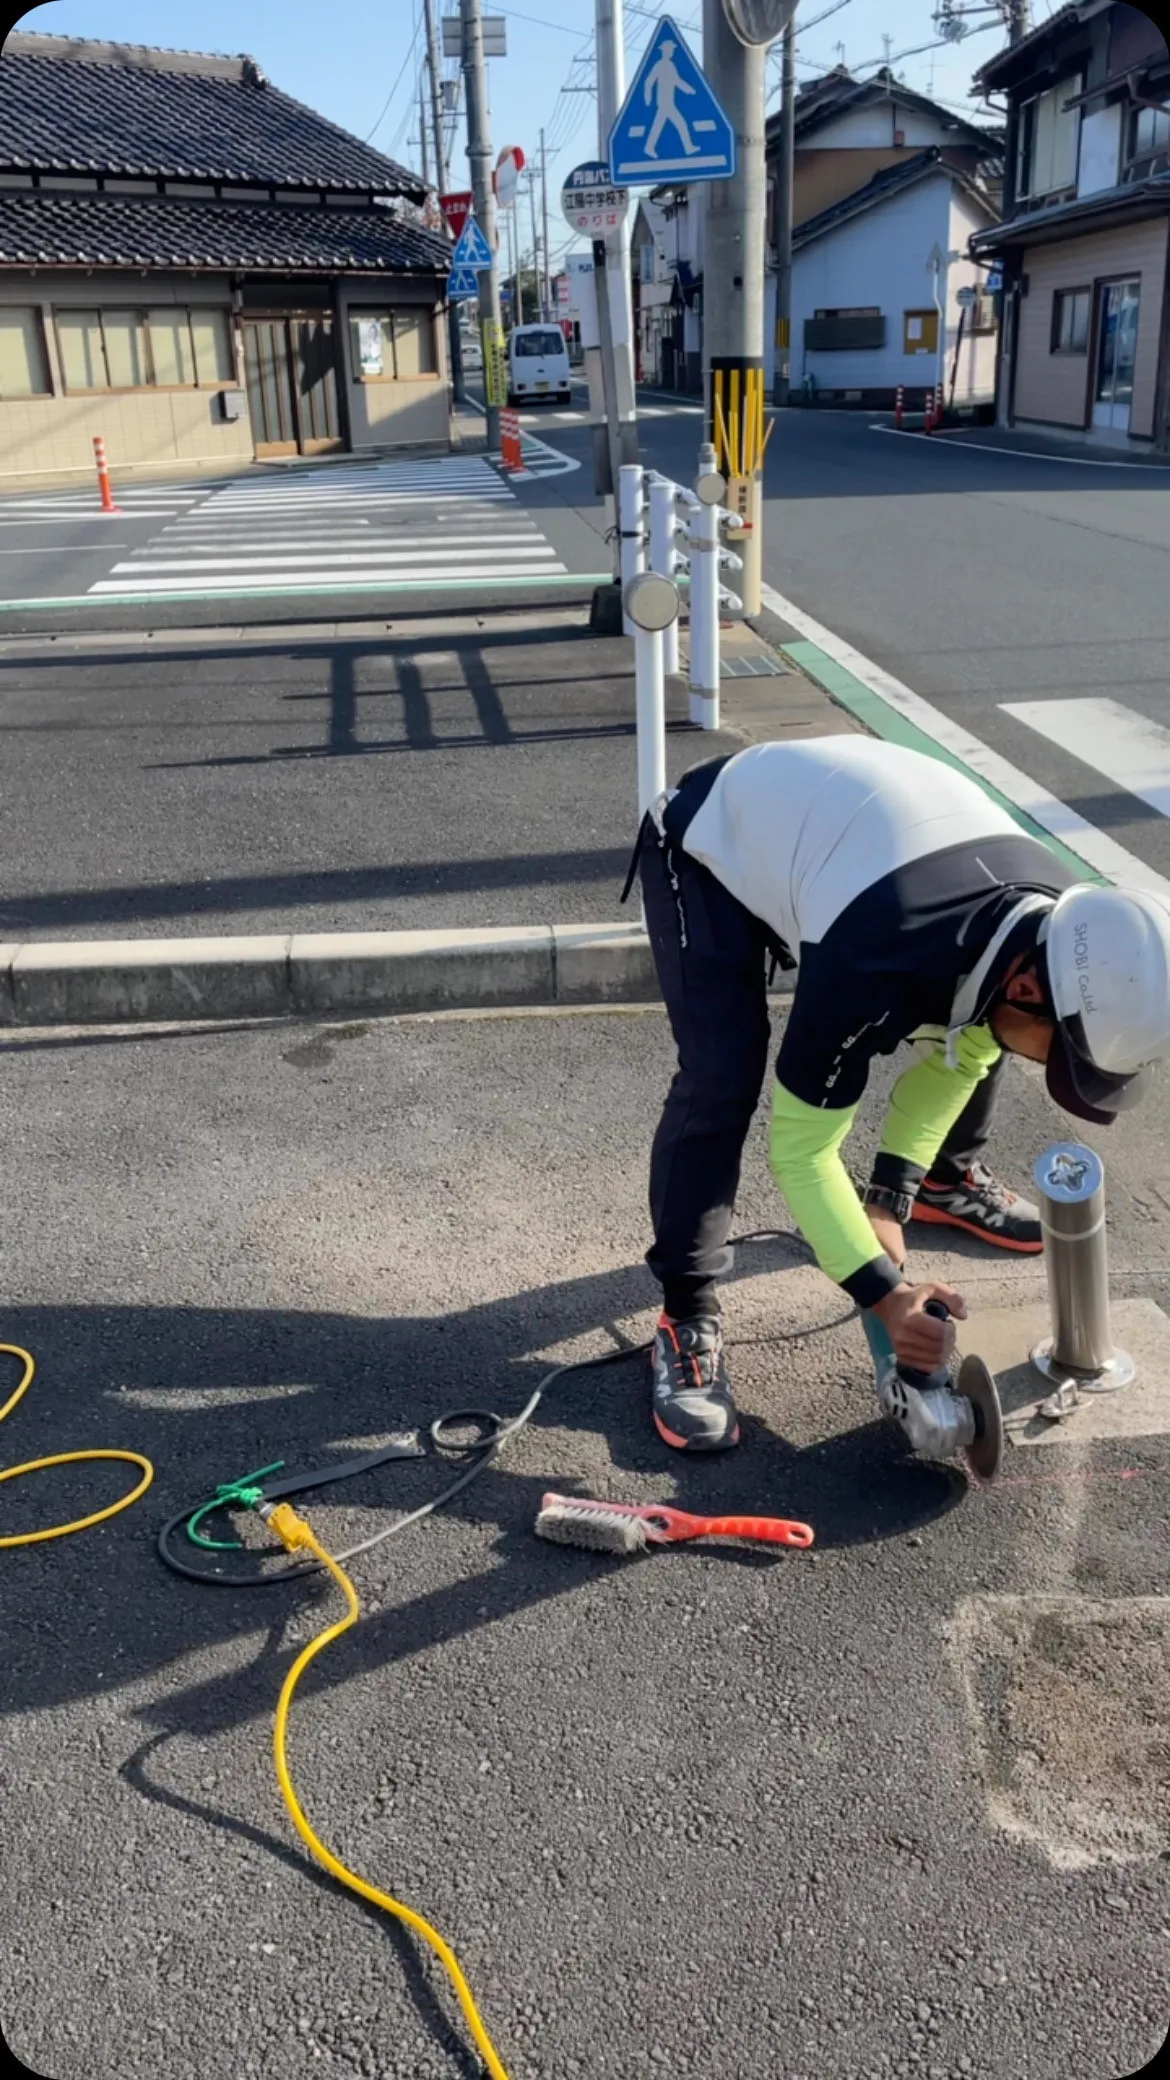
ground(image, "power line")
xmin=365 ymin=3 xmax=424 ymax=144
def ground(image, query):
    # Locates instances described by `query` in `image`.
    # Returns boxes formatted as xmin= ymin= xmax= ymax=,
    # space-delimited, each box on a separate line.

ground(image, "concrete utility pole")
xmin=424 ymin=0 xmax=464 ymax=402
xmin=540 ymin=127 xmax=551 ymax=321
xmin=595 ymin=0 xmax=638 ymax=458
xmin=772 ymin=14 xmax=795 ymax=408
xmin=460 ymin=0 xmax=503 ymax=448
xmin=701 ymin=0 xmax=779 ymax=616
xmin=527 ymin=165 xmax=541 ymax=324
xmin=1009 ymin=0 xmax=1031 ymax=42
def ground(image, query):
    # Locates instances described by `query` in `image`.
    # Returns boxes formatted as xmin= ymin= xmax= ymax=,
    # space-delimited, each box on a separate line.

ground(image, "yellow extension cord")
xmin=1 ymin=1344 xmax=511 ymax=2078
xmin=0 ymin=1342 xmax=154 ymax=1547
xmin=264 ymin=1501 xmax=513 ymax=2080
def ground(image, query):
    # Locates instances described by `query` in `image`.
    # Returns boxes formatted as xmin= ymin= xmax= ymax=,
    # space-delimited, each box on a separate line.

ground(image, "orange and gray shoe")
xmin=911 ymin=1161 xmax=1043 ymax=1253
xmin=650 ymin=1315 xmax=740 ymax=1452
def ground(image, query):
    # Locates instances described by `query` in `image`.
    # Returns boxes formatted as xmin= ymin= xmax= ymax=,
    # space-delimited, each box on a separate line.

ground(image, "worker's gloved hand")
xmin=872 ymin=1281 xmax=966 ymax=1373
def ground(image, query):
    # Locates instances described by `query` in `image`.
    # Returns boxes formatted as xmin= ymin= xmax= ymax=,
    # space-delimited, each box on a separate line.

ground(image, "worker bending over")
xmin=624 ymin=737 xmax=1170 ymax=1453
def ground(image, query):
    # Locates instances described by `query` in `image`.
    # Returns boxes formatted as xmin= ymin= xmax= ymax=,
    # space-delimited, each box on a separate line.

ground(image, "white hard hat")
xmin=1039 ymin=883 xmax=1170 ymax=1123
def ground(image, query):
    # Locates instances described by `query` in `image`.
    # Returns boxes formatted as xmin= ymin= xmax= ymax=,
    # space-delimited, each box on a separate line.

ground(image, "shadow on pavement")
xmin=1 ymin=1237 xmax=961 ymax=1734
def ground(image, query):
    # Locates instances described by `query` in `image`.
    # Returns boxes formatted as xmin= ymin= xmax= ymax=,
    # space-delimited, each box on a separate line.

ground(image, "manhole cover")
xmin=949 ymin=1595 xmax=1170 ymax=1869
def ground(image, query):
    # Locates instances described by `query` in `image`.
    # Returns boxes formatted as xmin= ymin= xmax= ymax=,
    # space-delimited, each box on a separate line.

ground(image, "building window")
xmin=0 ymin=306 xmax=52 ymax=397
xmin=1051 ymin=286 xmax=1091 ymax=353
xmin=349 ymin=309 xmax=438 ymax=381
xmin=903 ymin=309 xmax=939 ymax=355
xmin=1129 ymin=103 xmax=1170 ymax=161
xmin=968 ymin=291 xmax=998 ymax=335
xmin=804 ymin=308 xmax=885 ymax=350
xmin=639 ymin=243 xmax=656 ymax=284
xmin=1017 ymin=73 xmax=1082 ymax=199
xmin=54 ymin=306 xmax=235 ymax=392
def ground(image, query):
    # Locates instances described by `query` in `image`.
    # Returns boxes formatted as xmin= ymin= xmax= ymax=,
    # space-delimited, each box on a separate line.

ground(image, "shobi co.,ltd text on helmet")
xmin=1040 ymin=883 xmax=1170 ymax=1124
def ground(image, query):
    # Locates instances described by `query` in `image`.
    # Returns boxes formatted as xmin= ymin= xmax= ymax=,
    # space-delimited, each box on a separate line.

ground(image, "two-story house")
xmin=764 ymin=65 xmax=1004 ymax=406
xmin=970 ymin=1 xmax=1170 ymax=449
xmin=0 ymin=30 xmax=452 ymax=484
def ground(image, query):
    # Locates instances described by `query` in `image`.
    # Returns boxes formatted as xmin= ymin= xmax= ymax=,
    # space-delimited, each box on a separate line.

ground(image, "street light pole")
xmin=424 ymin=0 xmax=464 ymax=403
xmin=460 ymin=0 xmax=502 ymax=448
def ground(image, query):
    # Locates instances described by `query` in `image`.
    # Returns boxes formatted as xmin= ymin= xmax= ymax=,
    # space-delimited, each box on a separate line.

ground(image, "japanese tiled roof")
xmin=0 ymin=32 xmax=423 ymax=194
xmin=0 ymin=188 xmax=451 ymax=273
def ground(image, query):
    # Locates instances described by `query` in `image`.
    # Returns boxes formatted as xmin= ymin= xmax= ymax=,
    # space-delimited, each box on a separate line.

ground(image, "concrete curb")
xmin=0 ymin=924 xmax=662 ymax=1028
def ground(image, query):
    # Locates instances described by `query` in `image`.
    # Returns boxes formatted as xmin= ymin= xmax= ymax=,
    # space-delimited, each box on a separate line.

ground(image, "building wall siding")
xmin=783 ymin=174 xmax=996 ymax=398
xmin=0 ymin=271 xmax=252 ymax=478
xmin=1013 ymin=218 xmax=1170 ymax=436
xmin=793 ymin=144 xmax=987 ymax=227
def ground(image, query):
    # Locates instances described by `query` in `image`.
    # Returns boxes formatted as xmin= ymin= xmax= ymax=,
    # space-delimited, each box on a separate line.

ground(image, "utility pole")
xmin=419 ymin=73 xmax=431 ymax=188
xmin=772 ymin=13 xmax=795 ymax=408
xmin=527 ymin=166 xmax=541 ymax=324
xmin=540 ymin=128 xmax=551 ymax=322
xmin=1009 ymin=0 xmax=1031 ymax=41
xmin=595 ymin=1 xmax=638 ymax=462
xmin=702 ymin=0 xmax=787 ymax=617
xmin=424 ymin=0 xmax=463 ymax=402
xmin=460 ymin=0 xmax=502 ymax=448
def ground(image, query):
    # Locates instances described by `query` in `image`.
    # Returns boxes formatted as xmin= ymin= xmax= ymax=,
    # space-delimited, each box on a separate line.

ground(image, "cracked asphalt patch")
xmin=2 ymin=1005 xmax=1169 ymax=2079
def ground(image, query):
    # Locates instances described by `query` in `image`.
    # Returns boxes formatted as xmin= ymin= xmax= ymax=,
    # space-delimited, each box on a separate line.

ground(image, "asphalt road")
xmin=523 ymin=400 xmax=1170 ymax=888
xmin=0 ymin=605 xmax=800 ymax=941
xmin=2 ymin=1003 xmax=1168 ymax=2079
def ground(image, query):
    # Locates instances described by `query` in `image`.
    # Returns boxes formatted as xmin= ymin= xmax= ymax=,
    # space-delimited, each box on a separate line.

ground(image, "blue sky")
xmin=14 ymin=0 xmax=1046 ymax=268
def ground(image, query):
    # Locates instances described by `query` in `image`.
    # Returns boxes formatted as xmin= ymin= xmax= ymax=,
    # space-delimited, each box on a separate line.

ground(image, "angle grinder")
xmin=896 ymin=1298 xmax=1004 ymax=1482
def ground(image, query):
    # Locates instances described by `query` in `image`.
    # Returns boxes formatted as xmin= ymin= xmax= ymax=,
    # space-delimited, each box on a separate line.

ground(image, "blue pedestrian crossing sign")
xmin=609 ymin=15 xmax=736 ymax=186
xmin=446 ymin=264 xmax=480 ymax=301
xmin=451 ymin=215 xmax=493 ymax=270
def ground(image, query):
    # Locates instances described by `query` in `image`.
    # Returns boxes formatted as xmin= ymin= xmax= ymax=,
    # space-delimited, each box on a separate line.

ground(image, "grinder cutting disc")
xmin=958 ymin=1352 xmax=1004 ymax=1483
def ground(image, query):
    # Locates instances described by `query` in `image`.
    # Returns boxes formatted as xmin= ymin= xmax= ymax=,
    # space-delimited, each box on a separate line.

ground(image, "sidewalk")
xmin=0 ymin=606 xmax=854 ymax=1024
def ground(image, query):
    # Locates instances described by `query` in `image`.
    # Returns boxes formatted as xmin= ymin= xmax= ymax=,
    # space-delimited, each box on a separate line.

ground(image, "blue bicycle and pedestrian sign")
xmin=608 ymin=15 xmax=736 ymax=186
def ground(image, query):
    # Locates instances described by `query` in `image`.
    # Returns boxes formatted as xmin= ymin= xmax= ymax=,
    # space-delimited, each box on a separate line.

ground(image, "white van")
xmin=507 ymin=323 xmax=572 ymax=406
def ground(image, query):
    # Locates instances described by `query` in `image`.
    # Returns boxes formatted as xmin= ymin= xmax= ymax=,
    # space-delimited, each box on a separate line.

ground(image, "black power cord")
xmin=156 ymin=1230 xmax=798 ymax=1592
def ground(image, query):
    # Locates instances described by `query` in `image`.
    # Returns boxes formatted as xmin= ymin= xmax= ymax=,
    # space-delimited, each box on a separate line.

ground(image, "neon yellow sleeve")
xmin=878 ymin=1025 xmax=1002 ymax=1171
xmin=769 ymin=1080 xmax=890 ymax=1286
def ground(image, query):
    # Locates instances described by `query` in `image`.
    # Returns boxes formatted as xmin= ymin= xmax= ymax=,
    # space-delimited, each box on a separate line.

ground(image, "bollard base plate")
xmin=1030 ymin=1338 xmax=1136 ymax=1395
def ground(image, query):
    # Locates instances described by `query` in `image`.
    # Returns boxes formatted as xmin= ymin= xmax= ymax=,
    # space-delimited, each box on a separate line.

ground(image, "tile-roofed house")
xmin=0 ymin=32 xmax=455 ymax=479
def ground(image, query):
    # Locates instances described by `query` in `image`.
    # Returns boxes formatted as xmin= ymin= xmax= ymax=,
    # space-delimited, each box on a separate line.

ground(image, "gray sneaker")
xmin=650 ymin=1315 xmax=740 ymax=1452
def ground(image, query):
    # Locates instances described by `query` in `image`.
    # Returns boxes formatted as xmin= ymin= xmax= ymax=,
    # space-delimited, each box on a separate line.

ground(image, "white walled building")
xmin=771 ymin=150 xmax=1000 ymax=410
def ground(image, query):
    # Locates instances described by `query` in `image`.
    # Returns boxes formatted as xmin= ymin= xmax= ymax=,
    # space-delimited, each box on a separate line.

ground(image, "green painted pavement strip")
xmin=779 ymin=636 xmax=1102 ymax=885
xmin=0 ymin=571 xmax=613 ymax=612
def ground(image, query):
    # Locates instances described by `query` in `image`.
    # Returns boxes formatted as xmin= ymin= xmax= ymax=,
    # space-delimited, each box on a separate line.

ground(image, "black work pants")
xmin=639 ymin=824 xmax=1005 ymax=1322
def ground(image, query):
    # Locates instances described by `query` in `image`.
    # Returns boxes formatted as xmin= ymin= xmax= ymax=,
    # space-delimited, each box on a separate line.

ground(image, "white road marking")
xmin=869 ymin=423 xmax=1170 ymax=470
xmin=759 ymin=578 xmax=1170 ymax=901
xmin=1002 ymin=698 xmax=1170 ymax=821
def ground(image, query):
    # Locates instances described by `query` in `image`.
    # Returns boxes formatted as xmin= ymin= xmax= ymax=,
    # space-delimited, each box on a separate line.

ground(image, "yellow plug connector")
xmin=262 ymin=1501 xmax=316 ymax=1552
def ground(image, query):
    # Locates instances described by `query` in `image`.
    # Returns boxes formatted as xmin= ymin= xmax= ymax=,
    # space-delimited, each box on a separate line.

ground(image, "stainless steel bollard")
xmin=1030 ymin=1142 xmax=1135 ymax=1393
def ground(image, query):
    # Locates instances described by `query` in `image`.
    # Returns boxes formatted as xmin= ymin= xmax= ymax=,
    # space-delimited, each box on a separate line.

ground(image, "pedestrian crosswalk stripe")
xmin=110 ymin=546 xmax=561 ymax=573
xmin=87 ymin=566 xmax=568 ymax=593
xmin=86 ymin=453 xmax=568 ymax=596
xmin=1002 ymin=698 xmax=1170 ymax=822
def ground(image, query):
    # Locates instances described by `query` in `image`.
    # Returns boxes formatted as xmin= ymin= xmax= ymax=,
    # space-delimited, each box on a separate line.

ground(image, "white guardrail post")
xmin=686 ymin=444 xmax=744 ymax=732
xmin=618 ymin=463 xmax=646 ymax=639
xmin=623 ymin=570 xmax=679 ymax=820
xmin=647 ymin=473 xmax=687 ymax=678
